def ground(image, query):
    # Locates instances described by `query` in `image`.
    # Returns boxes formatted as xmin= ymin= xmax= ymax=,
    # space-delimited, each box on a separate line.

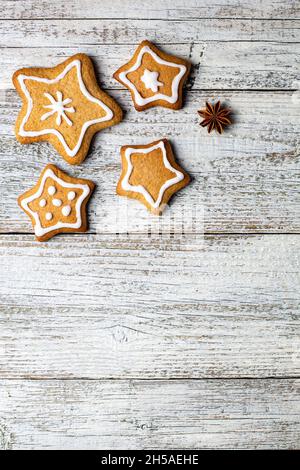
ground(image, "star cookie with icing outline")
xmin=113 ymin=40 xmax=191 ymax=111
xmin=117 ymin=139 xmax=190 ymax=214
xmin=13 ymin=54 xmax=123 ymax=165
xmin=18 ymin=164 xmax=95 ymax=242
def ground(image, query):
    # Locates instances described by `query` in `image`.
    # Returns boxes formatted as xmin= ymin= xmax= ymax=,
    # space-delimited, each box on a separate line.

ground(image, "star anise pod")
xmin=198 ymin=101 xmax=231 ymax=134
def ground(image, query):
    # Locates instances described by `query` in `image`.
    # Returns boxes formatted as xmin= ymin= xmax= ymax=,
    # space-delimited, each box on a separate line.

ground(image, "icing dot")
xmin=68 ymin=191 xmax=76 ymax=201
xmin=62 ymin=205 xmax=71 ymax=217
xmin=45 ymin=212 xmax=53 ymax=221
xmin=39 ymin=198 xmax=46 ymax=207
xmin=48 ymin=185 xmax=56 ymax=196
xmin=52 ymin=198 xmax=62 ymax=207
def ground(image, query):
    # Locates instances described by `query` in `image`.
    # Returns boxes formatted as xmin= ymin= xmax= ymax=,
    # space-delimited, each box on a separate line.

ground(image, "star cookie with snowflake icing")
xmin=13 ymin=54 xmax=123 ymax=165
xmin=113 ymin=40 xmax=191 ymax=111
xmin=117 ymin=139 xmax=190 ymax=214
xmin=18 ymin=164 xmax=95 ymax=241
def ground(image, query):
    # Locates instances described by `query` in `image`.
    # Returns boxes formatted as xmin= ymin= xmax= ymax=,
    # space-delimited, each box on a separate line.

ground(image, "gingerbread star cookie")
xmin=117 ymin=139 xmax=190 ymax=214
xmin=18 ymin=164 xmax=95 ymax=242
xmin=13 ymin=54 xmax=123 ymax=165
xmin=113 ymin=40 xmax=191 ymax=111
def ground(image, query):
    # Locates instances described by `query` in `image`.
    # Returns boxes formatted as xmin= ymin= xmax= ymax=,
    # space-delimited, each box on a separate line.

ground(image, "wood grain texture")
xmin=1 ymin=0 xmax=299 ymax=20
xmin=0 ymin=18 xmax=299 ymax=48
xmin=1 ymin=378 xmax=299 ymax=449
xmin=0 ymin=235 xmax=299 ymax=379
xmin=1 ymin=43 xmax=299 ymax=91
xmin=1 ymin=90 xmax=299 ymax=234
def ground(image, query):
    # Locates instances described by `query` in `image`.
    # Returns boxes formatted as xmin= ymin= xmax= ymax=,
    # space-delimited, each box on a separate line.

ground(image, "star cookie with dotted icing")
xmin=18 ymin=164 xmax=95 ymax=242
xmin=13 ymin=54 xmax=123 ymax=165
xmin=117 ymin=139 xmax=190 ymax=214
xmin=113 ymin=41 xmax=191 ymax=111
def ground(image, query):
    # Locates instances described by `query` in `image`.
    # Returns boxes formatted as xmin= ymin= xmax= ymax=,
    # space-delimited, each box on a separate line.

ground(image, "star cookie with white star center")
xmin=13 ymin=54 xmax=123 ymax=165
xmin=18 ymin=164 xmax=95 ymax=242
xmin=116 ymin=139 xmax=190 ymax=214
xmin=113 ymin=40 xmax=191 ymax=111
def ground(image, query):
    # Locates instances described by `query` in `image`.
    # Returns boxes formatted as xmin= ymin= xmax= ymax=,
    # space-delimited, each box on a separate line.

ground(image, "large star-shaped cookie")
xmin=18 ymin=164 xmax=95 ymax=241
xmin=13 ymin=54 xmax=123 ymax=165
xmin=117 ymin=139 xmax=190 ymax=214
xmin=113 ymin=40 xmax=191 ymax=111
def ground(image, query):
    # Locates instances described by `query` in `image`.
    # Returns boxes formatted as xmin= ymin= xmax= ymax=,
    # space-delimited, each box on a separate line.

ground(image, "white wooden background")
xmin=0 ymin=0 xmax=299 ymax=450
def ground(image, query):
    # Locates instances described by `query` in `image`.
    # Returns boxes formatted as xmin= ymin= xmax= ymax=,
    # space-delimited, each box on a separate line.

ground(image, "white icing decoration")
xmin=41 ymin=91 xmax=75 ymax=126
xmin=20 ymin=168 xmax=90 ymax=237
xmin=62 ymin=205 xmax=71 ymax=217
xmin=17 ymin=60 xmax=114 ymax=157
xmin=121 ymin=140 xmax=184 ymax=209
xmin=68 ymin=191 xmax=76 ymax=201
xmin=141 ymin=69 xmax=163 ymax=92
xmin=48 ymin=185 xmax=56 ymax=196
xmin=52 ymin=198 xmax=62 ymax=207
xmin=39 ymin=198 xmax=46 ymax=207
xmin=118 ymin=45 xmax=187 ymax=106
xmin=45 ymin=212 xmax=53 ymax=221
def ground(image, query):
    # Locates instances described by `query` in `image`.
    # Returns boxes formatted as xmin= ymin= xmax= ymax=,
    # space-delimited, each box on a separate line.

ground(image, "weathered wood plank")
xmin=0 ymin=378 xmax=299 ymax=449
xmin=0 ymin=18 xmax=299 ymax=48
xmin=1 ymin=43 xmax=299 ymax=91
xmin=0 ymin=235 xmax=299 ymax=379
xmin=1 ymin=0 xmax=298 ymax=20
xmin=0 ymin=90 xmax=299 ymax=234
